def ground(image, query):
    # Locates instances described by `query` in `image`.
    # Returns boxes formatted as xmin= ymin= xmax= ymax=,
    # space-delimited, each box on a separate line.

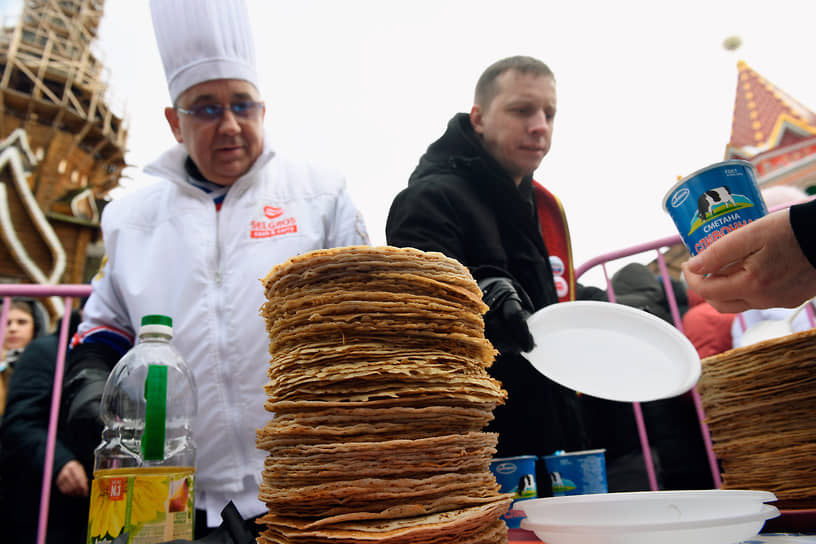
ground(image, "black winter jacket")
xmin=791 ymin=198 xmax=816 ymax=267
xmin=386 ymin=113 xmax=591 ymax=459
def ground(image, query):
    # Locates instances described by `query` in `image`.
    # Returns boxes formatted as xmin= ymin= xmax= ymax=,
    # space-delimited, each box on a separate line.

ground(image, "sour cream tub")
xmin=663 ymin=160 xmax=767 ymax=256
xmin=489 ymin=455 xmax=538 ymax=528
xmin=542 ymin=449 xmax=607 ymax=496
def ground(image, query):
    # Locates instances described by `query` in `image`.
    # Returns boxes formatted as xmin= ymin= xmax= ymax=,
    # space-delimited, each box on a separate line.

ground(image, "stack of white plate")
xmin=516 ymin=490 xmax=779 ymax=544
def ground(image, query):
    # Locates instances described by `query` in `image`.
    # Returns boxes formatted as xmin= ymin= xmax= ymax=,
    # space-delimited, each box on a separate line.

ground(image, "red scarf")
xmin=532 ymin=181 xmax=575 ymax=302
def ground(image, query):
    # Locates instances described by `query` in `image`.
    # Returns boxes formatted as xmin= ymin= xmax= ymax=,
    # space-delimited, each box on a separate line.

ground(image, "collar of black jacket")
xmin=413 ymin=113 xmax=533 ymax=190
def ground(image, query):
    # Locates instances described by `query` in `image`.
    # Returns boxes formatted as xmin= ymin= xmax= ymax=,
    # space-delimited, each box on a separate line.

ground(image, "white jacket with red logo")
xmin=76 ymin=138 xmax=370 ymax=521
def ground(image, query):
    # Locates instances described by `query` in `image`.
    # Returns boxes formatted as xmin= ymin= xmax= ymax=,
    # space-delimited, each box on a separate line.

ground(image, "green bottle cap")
xmin=141 ymin=364 xmax=167 ymax=461
xmin=141 ymin=314 xmax=173 ymax=327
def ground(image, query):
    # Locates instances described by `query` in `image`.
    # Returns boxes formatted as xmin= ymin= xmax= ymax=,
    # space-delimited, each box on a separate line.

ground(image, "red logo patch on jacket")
xmin=264 ymin=206 xmax=283 ymax=219
xmin=251 ymin=205 xmax=298 ymax=239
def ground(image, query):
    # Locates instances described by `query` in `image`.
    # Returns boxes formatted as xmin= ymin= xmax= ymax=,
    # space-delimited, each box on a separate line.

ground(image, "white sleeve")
xmin=74 ymin=205 xmax=136 ymax=347
xmin=328 ymin=183 xmax=370 ymax=247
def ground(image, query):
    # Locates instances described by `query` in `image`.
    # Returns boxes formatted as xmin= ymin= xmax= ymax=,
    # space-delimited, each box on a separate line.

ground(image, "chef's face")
xmin=165 ymin=79 xmax=265 ymax=186
xmin=470 ymin=70 xmax=556 ymax=186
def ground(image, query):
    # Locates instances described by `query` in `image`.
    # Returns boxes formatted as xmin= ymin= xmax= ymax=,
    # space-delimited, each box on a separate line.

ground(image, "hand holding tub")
xmin=683 ymin=208 xmax=816 ymax=313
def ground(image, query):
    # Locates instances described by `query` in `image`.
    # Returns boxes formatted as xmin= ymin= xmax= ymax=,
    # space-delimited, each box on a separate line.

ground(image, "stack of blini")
xmin=698 ymin=328 xmax=816 ymax=510
xmin=256 ymin=246 xmax=512 ymax=544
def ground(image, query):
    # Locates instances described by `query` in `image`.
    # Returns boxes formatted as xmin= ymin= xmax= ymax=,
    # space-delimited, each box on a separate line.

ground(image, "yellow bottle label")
xmin=87 ymin=466 xmax=195 ymax=543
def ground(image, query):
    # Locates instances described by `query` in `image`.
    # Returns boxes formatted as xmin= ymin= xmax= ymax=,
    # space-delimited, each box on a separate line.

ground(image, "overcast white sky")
xmin=5 ymin=0 xmax=816 ymax=286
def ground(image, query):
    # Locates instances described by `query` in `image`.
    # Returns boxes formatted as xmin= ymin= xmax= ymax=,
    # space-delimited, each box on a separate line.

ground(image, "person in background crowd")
xmin=0 ymin=308 xmax=86 ymax=543
xmin=611 ymin=262 xmax=689 ymax=325
xmin=1 ymin=297 xmax=50 ymax=418
xmin=61 ymin=0 xmax=369 ymax=537
xmin=682 ymin=288 xmax=735 ymax=359
xmin=684 ymin=193 xmax=816 ymax=312
xmin=386 ymin=56 xmax=604 ymax=489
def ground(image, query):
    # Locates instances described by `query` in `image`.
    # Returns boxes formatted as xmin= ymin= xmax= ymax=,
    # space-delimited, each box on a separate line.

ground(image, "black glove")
xmin=159 ymin=501 xmax=256 ymax=543
xmin=478 ymin=277 xmax=536 ymax=355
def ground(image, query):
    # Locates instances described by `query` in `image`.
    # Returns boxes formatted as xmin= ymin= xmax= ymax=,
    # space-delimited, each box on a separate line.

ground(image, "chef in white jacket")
xmin=62 ymin=0 xmax=369 ymax=536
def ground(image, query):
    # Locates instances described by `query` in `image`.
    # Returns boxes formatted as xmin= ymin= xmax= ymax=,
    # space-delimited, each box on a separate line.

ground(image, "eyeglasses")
xmin=175 ymin=101 xmax=264 ymax=122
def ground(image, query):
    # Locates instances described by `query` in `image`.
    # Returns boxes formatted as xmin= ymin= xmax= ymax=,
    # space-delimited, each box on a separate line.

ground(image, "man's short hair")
xmin=474 ymin=56 xmax=554 ymax=107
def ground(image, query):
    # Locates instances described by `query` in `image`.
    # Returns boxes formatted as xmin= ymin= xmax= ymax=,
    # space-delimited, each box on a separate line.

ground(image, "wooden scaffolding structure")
xmin=0 ymin=0 xmax=127 ymax=290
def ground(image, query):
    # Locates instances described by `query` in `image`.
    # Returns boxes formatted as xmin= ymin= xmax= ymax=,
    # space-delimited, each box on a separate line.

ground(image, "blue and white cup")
xmin=663 ymin=160 xmax=767 ymax=256
xmin=542 ymin=449 xmax=608 ymax=496
xmin=489 ymin=455 xmax=538 ymax=528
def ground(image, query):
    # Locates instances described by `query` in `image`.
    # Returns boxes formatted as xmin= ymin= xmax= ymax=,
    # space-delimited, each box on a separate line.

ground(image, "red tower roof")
xmin=727 ymin=61 xmax=816 ymax=159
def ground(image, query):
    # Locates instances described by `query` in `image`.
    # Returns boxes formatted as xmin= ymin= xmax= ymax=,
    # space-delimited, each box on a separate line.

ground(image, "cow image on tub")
xmin=697 ymin=186 xmax=736 ymax=220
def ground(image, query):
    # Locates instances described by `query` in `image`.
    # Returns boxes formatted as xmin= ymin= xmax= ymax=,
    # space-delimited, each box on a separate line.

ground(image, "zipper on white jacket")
xmin=211 ymin=192 xmax=253 ymax=468
xmin=214 ymin=204 xmax=223 ymax=287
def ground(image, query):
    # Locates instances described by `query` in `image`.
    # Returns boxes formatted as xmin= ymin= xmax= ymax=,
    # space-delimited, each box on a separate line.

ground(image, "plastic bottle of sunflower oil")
xmin=87 ymin=314 xmax=198 ymax=544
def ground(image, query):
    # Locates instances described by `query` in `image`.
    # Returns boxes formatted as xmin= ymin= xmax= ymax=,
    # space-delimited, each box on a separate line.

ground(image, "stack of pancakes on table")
xmin=257 ymin=246 xmax=512 ymax=544
xmin=698 ymin=328 xmax=816 ymax=510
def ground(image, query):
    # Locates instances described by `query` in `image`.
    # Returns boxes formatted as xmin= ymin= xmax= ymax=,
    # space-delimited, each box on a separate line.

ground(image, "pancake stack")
xmin=698 ymin=328 xmax=816 ymax=510
xmin=256 ymin=246 xmax=512 ymax=543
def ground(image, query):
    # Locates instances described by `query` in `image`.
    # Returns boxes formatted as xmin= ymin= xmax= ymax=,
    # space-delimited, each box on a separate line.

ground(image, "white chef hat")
xmin=149 ymin=0 xmax=260 ymax=104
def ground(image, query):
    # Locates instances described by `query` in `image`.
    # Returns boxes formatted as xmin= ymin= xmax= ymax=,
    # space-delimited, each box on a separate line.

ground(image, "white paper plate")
xmin=517 ymin=490 xmax=779 ymax=544
xmin=524 ymin=301 xmax=701 ymax=402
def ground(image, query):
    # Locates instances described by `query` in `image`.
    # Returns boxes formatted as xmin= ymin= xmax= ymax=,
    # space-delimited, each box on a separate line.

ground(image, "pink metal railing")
xmin=574 ymin=233 xmax=722 ymax=492
xmin=4 ymin=226 xmax=814 ymax=540
xmin=574 ymin=202 xmax=816 ymax=493
xmin=0 ymin=259 xmax=735 ymax=541
xmin=0 ymin=284 xmax=92 ymax=544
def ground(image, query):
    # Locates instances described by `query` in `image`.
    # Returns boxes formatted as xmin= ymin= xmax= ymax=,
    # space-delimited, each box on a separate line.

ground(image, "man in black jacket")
xmin=386 ymin=56 xmax=603 ymax=484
